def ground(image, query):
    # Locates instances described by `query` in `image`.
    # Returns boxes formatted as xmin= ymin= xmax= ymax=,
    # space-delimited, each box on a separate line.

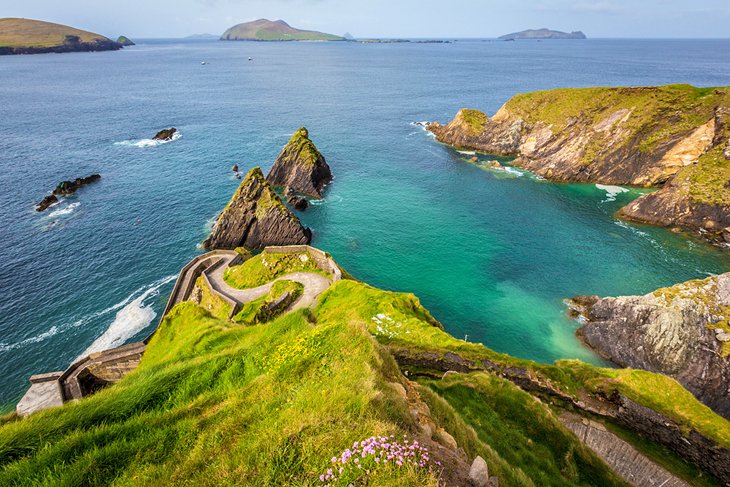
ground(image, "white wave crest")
xmin=458 ymin=150 xmax=476 ymax=155
xmin=114 ymin=131 xmax=181 ymax=148
xmin=596 ymin=184 xmax=629 ymax=202
xmin=47 ymin=202 xmax=80 ymax=218
xmin=411 ymin=121 xmax=436 ymax=138
xmin=76 ymin=275 xmax=176 ymax=360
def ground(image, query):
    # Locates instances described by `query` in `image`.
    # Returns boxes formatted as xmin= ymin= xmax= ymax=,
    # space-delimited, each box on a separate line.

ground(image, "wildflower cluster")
xmin=318 ymin=435 xmax=440 ymax=486
xmin=260 ymin=325 xmax=331 ymax=373
xmin=371 ymin=313 xmax=410 ymax=339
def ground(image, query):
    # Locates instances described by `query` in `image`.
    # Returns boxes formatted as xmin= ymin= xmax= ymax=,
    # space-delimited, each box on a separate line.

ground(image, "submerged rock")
xmin=571 ymin=273 xmax=730 ymax=419
xmin=266 ymin=127 xmax=332 ymax=198
xmin=202 ymin=167 xmax=311 ymax=250
xmin=153 ymin=128 xmax=177 ymax=141
xmin=36 ymin=174 xmax=101 ymax=212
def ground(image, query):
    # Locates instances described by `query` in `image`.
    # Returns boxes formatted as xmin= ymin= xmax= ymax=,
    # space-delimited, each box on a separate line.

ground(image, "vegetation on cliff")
xmin=266 ymin=127 xmax=333 ymax=199
xmin=0 ymin=18 xmax=122 ymax=54
xmin=1 ymin=256 xmax=728 ymax=485
xmin=221 ymin=19 xmax=344 ymax=42
xmin=429 ymin=84 xmax=730 ymax=243
xmin=224 ymin=251 xmax=329 ymax=289
xmin=202 ymin=167 xmax=311 ymax=250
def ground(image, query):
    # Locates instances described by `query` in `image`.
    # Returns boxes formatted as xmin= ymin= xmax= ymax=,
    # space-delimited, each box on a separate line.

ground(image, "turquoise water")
xmin=2 ymin=39 xmax=730 ymax=408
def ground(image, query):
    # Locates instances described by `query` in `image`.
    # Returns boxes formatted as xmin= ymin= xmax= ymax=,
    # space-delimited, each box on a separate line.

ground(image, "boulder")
xmin=232 ymin=164 xmax=239 ymax=173
xmin=266 ymin=127 xmax=332 ymax=198
xmin=153 ymin=128 xmax=177 ymax=141
xmin=202 ymin=167 xmax=311 ymax=250
xmin=35 ymin=194 xmax=58 ymax=212
xmin=468 ymin=456 xmax=489 ymax=487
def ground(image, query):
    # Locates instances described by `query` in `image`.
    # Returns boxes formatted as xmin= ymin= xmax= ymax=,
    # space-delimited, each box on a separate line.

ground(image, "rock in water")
xmin=266 ymin=127 xmax=332 ymax=198
xmin=572 ymin=273 xmax=730 ymax=419
xmin=285 ymin=188 xmax=308 ymax=210
xmin=36 ymin=174 xmax=101 ymax=212
xmin=153 ymin=128 xmax=177 ymax=141
xmin=116 ymin=36 xmax=135 ymax=46
xmin=202 ymin=167 xmax=311 ymax=250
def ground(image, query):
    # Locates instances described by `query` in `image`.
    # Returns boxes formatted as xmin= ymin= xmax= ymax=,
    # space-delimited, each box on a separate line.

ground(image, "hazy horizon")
xmin=1 ymin=0 xmax=729 ymax=40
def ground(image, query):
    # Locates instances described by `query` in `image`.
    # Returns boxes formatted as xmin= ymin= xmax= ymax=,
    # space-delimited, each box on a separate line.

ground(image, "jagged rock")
xmin=468 ymin=456 xmax=489 ymax=487
xmin=285 ymin=188 xmax=308 ymax=210
xmin=202 ymin=167 xmax=311 ymax=250
xmin=36 ymin=174 xmax=101 ymax=212
xmin=153 ymin=128 xmax=177 ymax=141
xmin=232 ymin=164 xmax=239 ymax=173
xmin=266 ymin=127 xmax=332 ymax=198
xmin=572 ymin=273 xmax=730 ymax=419
xmin=428 ymin=86 xmax=730 ymax=245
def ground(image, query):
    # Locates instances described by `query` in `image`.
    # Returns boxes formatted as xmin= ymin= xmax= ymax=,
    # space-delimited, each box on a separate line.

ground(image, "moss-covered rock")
xmin=428 ymin=85 xmax=730 ymax=244
xmin=266 ymin=127 xmax=333 ymax=198
xmin=202 ymin=167 xmax=311 ymax=250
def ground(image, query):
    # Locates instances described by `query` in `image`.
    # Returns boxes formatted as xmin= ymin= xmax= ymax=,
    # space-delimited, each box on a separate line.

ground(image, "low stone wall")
xmin=264 ymin=245 xmax=342 ymax=281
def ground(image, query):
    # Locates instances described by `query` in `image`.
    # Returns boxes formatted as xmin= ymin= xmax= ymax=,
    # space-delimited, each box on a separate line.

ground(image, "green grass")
xmin=234 ymin=280 xmax=304 ymax=325
xmin=194 ymin=276 xmax=233 ymax=321
xmin=3 ymin=277 xmax=729 ymax=484
xmin=0 ymin=18 xmax=109 ymax=48
xmin=281 ymin=127 xmax=323 ymax=168
xmin=425 ymin=373 xmax=629 ymax=486
xmin=458 ymin=109 xmax=488 ymax=136
xmin=224 ymin=252 xmax=329 ymax=289
xmin=0 ymin=302 xmax=438 ymax=485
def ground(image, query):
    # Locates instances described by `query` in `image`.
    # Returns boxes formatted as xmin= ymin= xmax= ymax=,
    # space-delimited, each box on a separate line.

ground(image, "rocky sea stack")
xmin=570 ymin=273 xmax=730 ymax=419
xmin=202 ymin=167 xmax=311 ymax=250
xmin=116 ymin=36 xmax=135 ymax=46
xmin=36 ymin=174 xmax=101 ymax=212
xmin=428 ymin=85 xmax=730 ymax=244
xmin=266 ymin=127 xmax=333 ymax=198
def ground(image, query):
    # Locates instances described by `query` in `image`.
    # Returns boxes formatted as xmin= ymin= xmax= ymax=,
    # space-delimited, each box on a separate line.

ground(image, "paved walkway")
xmin=207 ymin=253 xmax=332 ymax=311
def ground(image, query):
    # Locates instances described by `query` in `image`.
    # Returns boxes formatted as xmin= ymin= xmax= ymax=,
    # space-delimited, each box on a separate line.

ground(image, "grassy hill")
xmin=221 ymin=19 xmax=344 ymax=42
xmin=0 ymin=254 xmax=727 ymax=485
xmin=0 ymin=18 xmax=121 ymax=54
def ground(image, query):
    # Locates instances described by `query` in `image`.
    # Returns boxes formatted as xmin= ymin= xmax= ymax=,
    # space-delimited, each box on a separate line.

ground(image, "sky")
xmin=2 ymin=0 xmax=729 ymax=39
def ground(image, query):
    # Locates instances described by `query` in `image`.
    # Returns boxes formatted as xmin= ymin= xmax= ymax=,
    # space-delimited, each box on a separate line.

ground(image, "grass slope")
xmin=224 ymin=251 xmax=328 ymax=289
xmin=0 ymin=18 xmax=110 ymax=48
xmin=1 ymin=271 xmax=727 ymax=485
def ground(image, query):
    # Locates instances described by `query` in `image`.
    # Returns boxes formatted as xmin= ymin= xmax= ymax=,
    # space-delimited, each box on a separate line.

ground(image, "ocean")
xmin=1 ymin=38 xmax=730 ymax=409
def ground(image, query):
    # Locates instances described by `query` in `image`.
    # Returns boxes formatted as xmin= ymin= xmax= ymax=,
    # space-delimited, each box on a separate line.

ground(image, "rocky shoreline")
xmin=0 ymin=37 xmax=122 ymax=55
xmin=427 ymin=85 xmax=730 ymax=246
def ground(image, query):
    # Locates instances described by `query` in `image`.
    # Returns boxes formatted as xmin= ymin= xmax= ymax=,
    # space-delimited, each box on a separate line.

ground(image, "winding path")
xmin=206 ymin=252 xmax=332 ymax=312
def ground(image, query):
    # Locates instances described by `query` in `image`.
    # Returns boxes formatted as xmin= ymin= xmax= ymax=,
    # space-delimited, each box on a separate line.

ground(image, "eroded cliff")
xmin=428 ymin=85 xmax=730 ymax=243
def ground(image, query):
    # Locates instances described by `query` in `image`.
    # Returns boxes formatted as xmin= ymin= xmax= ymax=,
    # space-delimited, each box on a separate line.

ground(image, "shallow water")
xmin=2 ymin=38 xmax=730 ymax=408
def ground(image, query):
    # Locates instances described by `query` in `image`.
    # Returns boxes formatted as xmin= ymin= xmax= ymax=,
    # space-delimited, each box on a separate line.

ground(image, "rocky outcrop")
xmin=202 ymin=167 xmax=311 ymax=250
xmin=285 ymin=188 xmax=308 ymax=210
xmin=36 ymin=174 xmax=101 ymax=211
xmin=428 ymin=85 xmax=730 ymax=244
xmin=266 ymin=127 xmax=332 ymax=198
xmin=570 ymin=273 xmax=730 ymax=419
xmin=116 ymin=36 xmax=135 ymax=46
xmin=153 ymin=128 xmax=177 ymax=141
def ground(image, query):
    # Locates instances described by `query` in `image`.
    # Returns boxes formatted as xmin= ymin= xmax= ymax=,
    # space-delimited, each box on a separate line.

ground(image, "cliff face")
xmin=571 ymin=273 xmax=730 ymax=419
xmin=202 ymin=167 xmax=311 ymax=250
xmin=266 ymin=127 xmax=332 ymax=198
xmin=428 ymin=85 xmax=730 ymax=242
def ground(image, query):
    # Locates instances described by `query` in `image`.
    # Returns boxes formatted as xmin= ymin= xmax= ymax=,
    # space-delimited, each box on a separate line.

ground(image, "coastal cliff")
xmin=0 ymin=18 xmax=122 ymax=55
xmin=266 ymin=127 xmax=333 ymax=198
xmin=570 ymin=273 xmax=730 ymax=420
xmin=428 ymin=85 xmax=730 ymax=242
xmin=202 ymin=167 xmax=311 ymax=250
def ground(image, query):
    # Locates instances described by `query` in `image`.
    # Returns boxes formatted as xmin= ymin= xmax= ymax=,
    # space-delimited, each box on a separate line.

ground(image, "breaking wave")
xmin=47 ymin=202 xmax=80 ymax=218
xmin=596 ymin=184 xmax=629 ymax=202
xmin=76 ymin=275 xmax=176 ymax=360
xmin=114 ymin=131 xmax=181 ymax=148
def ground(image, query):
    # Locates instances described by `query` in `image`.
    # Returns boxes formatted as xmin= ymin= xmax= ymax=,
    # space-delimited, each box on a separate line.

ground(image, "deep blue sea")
xmin=2 ymin=38 xmax=730 ymax=409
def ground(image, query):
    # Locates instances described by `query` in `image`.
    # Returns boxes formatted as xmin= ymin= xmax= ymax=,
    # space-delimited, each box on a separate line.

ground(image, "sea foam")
xmin=76 ymin=275 xmax=176 ymax=360
xmin=47 ymin=202 xmax=80 ymax=218
xmin=596 ymin=184 xmax=629 ymax=202
xmin=114 ymin=131 xmax=182 ymax=148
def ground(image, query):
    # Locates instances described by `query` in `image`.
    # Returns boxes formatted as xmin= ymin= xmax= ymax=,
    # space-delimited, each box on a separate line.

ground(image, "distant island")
xmin=499 ymin=28 xmax=587 ymax=40
xmin=185 ymin=33 xmax=219 ymax=40
xmin=0 ymin=18 xmax=123 ymax=55
xmin=221 ymin=19 xmax=344 ymax=41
